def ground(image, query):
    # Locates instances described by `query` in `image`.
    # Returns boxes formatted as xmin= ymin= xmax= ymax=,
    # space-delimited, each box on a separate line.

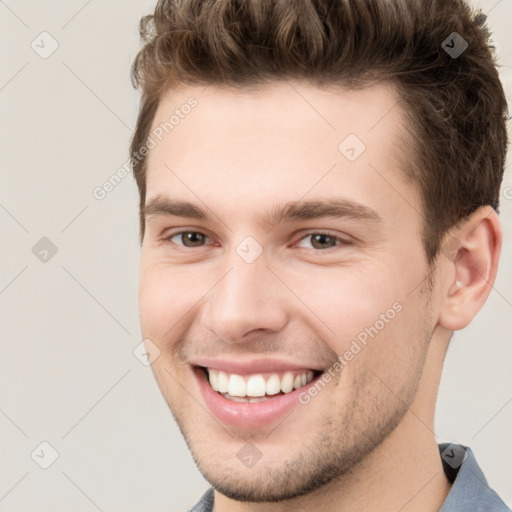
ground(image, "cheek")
xmin=286 ymin=261 xmax=427 ymax=389
xmin=139 ymin=259 xmax=188 ymax=339
xmin=138 ymin=257 xmax=220 ymax=340
xmin=336 ymin=289 xmax=429 ymax=400
xmin=286 ymin=263 xmax=404 ymax=348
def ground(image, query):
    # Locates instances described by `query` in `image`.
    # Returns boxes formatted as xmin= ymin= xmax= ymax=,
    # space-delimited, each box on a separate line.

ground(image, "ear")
xmin=438 ymin=206 xmax=502 ymax=331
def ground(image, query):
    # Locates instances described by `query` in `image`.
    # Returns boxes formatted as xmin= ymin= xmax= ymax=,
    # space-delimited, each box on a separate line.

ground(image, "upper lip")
xmin=192 ymin=357 xmax=325 ymax=375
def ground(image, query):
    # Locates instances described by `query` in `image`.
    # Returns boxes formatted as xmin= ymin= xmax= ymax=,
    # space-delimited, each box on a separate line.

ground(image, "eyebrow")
xmin=144 ymin=195 xmax=382 ymax=229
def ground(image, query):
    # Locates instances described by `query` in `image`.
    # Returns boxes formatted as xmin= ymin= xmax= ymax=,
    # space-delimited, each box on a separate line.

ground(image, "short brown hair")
xmin=130 ymin=0 xmax=508 ymax=262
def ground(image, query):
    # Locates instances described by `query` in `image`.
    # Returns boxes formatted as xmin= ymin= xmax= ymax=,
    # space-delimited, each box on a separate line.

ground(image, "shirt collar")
xmin=438 ymin=443 xmax=508 ymax=511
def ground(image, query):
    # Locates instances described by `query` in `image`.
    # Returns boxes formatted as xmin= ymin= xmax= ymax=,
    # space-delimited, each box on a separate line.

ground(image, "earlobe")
xmin=439 ymin=206 xmax=502 ymax=331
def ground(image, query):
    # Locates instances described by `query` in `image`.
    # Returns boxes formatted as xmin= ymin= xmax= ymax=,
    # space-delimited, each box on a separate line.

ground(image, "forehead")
xmin=145 ymin=80 xmax=416 ymax=218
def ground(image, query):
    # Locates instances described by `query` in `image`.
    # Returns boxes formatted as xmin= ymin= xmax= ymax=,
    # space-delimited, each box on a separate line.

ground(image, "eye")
xmin=168 ymin=231 xmax=211 ymax=248
xmin=296 ymin=232 xmax=349 ymax=250
xmin=165 ymin=230 xmax=349 ymax=250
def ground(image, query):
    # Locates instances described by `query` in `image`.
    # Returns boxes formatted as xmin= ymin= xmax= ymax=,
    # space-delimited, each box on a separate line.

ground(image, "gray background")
xmin=0 ymin=0 xmax=511 ymax=510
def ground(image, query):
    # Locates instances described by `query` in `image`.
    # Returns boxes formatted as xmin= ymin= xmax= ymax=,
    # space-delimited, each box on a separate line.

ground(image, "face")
xmin=139 ymin=81 xmax=439 ymax=502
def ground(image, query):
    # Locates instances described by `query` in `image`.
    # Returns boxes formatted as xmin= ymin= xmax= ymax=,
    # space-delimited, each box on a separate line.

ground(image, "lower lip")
xmin=194 ymin=366 xmax=322 ymax=429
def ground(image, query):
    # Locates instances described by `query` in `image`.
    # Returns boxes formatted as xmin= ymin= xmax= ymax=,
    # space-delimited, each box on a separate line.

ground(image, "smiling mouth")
xmin=198 ymin=366 xmax=322 ymax=403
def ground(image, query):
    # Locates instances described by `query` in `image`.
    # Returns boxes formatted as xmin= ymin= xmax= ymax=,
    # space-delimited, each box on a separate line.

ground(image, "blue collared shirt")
xmin=189 ymin=444 xmax=509 ymax=511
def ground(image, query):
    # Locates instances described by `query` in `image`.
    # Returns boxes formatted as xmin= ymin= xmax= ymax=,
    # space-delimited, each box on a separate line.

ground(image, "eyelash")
xmin=164 ymin=230 xmax=352 ymax=250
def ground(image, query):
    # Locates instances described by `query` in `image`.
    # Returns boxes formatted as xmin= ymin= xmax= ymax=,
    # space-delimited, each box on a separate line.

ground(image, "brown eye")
xmin=310 ymin=234 xmax=338 ymax=249
xmin=169 ymin=231 xmax=210 ymax=247
xmin=296 ymin=232 xmax=345 ymax=250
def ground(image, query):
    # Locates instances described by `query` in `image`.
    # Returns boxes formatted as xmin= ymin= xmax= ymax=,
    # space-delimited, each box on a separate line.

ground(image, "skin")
xmin=138 ymin=80 xmax=501 ymax=511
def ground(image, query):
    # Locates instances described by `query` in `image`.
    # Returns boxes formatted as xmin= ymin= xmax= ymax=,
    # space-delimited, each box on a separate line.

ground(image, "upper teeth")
xmin=207 ymin=369 xmax=315 ymax=397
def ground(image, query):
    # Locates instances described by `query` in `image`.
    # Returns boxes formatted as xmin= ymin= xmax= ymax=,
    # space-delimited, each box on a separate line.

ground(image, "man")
xmin=130 ymin=0 xmax=509 ymax=510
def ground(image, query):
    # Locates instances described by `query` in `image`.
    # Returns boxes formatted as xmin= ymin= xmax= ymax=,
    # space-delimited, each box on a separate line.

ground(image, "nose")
xmin=199 ymin=252 xmax=289 ymax=343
